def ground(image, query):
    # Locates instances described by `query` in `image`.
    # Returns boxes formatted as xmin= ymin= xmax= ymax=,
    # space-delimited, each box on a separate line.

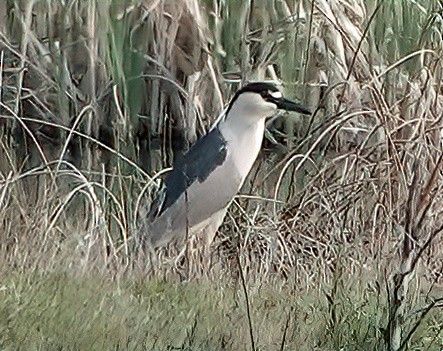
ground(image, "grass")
xmin=1 ymin=0 xmax=443 ymax=350
xmin=2 ymin=269 xmax=436 ymax=351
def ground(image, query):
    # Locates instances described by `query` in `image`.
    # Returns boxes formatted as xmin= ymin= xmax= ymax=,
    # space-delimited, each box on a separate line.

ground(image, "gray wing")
xmin=148 ymin=126 xmax=228 ymax=220
xmin=142 ymin=126 xmax=243 ymax=246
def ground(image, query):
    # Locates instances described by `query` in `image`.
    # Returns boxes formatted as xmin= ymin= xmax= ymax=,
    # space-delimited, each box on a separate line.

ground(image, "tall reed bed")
xmin=0 ymin=1 xmax=442 ymax=350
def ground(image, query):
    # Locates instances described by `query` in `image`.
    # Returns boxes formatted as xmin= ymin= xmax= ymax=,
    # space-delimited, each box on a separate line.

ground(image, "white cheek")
xmin=263 ymin=101 xmax=278 ymax=113
xmin=250 ymin=102 xmax=277 ymax=120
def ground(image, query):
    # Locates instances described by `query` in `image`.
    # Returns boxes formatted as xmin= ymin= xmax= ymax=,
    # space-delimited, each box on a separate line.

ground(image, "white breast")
xmin=219 ymin=118 xmax=266 ymax=183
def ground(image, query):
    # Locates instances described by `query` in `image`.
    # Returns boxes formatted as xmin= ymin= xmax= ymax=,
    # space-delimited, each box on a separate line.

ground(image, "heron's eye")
xmin=260 ymin=91 xmax=269 ymax=99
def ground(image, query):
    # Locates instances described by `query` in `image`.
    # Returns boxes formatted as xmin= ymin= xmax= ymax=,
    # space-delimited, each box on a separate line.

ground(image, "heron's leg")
xmin=197 ymin=208 xmax=227 ymax=275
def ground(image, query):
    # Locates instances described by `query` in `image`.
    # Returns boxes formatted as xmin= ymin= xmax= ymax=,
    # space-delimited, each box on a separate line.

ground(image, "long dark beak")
xmin=275 ymin=97 xmax=311 ymax=115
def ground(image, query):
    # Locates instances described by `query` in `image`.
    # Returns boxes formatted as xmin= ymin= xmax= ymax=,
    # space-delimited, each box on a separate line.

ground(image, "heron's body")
xmin=139 ymin=82 xmax=311 ymax=248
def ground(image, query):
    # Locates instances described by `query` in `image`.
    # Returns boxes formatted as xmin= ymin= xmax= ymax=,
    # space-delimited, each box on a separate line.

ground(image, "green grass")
xmin=0 ymin=270 xmax=441 ymax=351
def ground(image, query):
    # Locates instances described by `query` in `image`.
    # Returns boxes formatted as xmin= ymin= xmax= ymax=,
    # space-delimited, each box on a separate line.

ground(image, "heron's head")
xmin=226 ymin=82 xmax=311 ymax=123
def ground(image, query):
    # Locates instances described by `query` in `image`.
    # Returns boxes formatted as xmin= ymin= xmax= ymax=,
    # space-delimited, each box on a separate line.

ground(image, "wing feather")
xmin=148 ymin=126 xmax=227 ymax=220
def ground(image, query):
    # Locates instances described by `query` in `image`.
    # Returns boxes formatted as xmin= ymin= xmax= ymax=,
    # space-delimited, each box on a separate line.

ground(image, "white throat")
xmin=218 ymin=114 xmax=266 ymax=183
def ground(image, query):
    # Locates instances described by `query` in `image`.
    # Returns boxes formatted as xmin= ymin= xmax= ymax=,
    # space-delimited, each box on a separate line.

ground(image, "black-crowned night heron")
xmin=139 ymin=82 xmax=311 ymax=249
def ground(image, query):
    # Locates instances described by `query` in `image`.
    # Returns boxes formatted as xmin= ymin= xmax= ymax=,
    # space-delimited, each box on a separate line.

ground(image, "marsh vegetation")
xmin=0 ymin=1 xmax=442 ymax=350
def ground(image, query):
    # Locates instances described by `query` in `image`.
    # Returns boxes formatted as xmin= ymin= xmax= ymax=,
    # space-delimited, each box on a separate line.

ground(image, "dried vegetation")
xmin=0 ymin=0 xmax=442 ymax=350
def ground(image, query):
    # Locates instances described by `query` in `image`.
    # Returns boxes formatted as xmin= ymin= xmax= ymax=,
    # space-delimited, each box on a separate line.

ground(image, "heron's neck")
xmin=219 ymin=111 xmax=265 ymax=141
xmin=218 ymin=116 xmax=266 ymax=181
